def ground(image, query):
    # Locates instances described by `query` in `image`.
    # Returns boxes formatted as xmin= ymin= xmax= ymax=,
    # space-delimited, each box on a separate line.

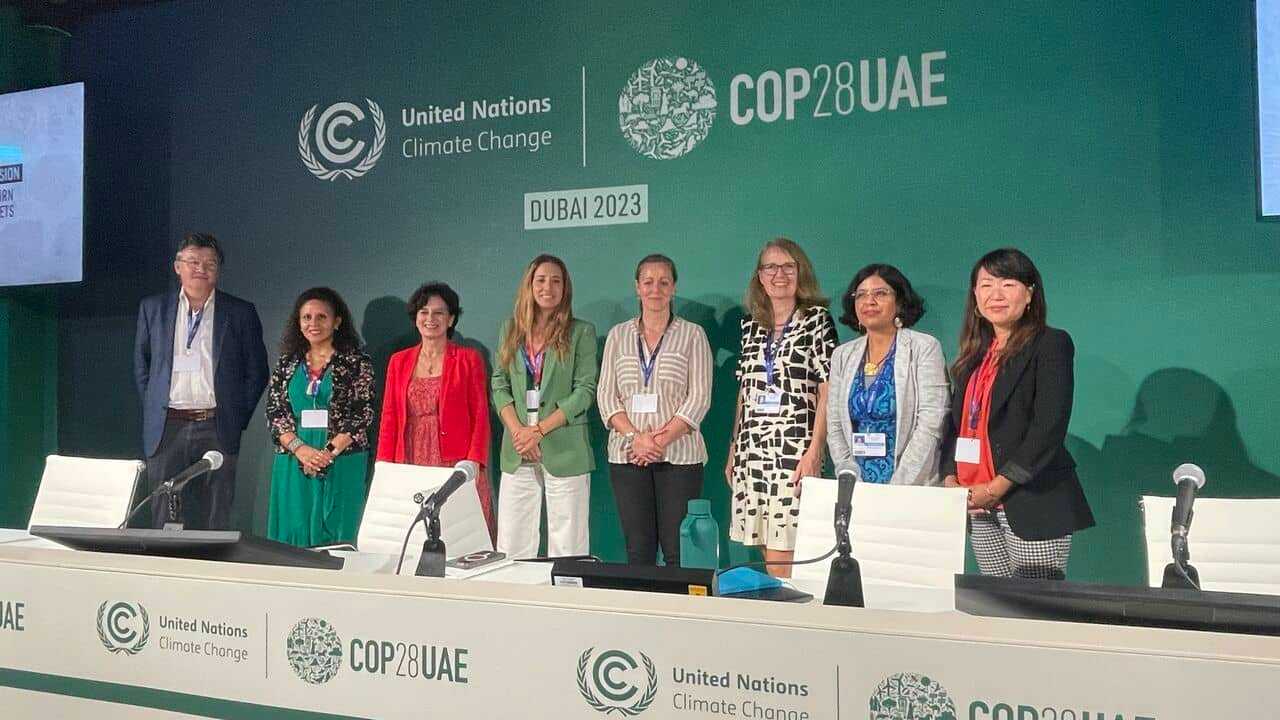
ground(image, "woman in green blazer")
xmin=491 ymin=254 xmax=598 ymax=558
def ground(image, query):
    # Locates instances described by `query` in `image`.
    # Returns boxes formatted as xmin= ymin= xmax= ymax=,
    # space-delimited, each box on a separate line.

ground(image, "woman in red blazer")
xmin=377 ymin=283 xmax=494 ymax=536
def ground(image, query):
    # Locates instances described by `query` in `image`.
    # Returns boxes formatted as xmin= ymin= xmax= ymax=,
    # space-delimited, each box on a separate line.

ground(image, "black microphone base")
xmin=823 ymin=555 xmax=865 ymax=607
xmin=415 ymin=538 xmax=447 ymax=577
xmin=1161 ymin=562 xmax=1200 ymax=590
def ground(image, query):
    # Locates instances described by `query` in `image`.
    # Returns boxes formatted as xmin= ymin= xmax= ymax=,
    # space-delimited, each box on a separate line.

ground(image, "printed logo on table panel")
xmin=577 ymin=647 xmax=658 ymax=716
xmin=287 ymin=617 xmax=343 ymax=684
xmin=618 ymin=57 xmax=717 ymax=160
xmin=97 ymin=601 xmax=150 ymax=655
xmin=298 ymin=99 xmax=386 ymax=181
xmin=870 ymin=672 xmax=957 ymax=720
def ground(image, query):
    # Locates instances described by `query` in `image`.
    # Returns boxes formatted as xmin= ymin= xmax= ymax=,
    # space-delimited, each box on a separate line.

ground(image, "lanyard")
xmin=185 ymin=307 xmax=204 ymax=350
xmin=850 ymin=340 xmax=896 ymax=420
xmin=521 ymin=345 xmax=545 ymax=388
xmin=763 ymin=317 xmax=792 ymax=388
xmin=964 ymin=347 xmax=1000 ymax=433
xmin=636 ymin=315 xmax=673 ymax=388
xmin=301 ymin=360 xmax=325 ymax=398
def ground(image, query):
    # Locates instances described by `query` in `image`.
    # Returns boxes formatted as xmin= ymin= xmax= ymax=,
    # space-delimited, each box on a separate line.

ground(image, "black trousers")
xmin=609 ymin=462 xmax=703 ymax=566
xmin=144 ymin=416 xmax=239 ymax=530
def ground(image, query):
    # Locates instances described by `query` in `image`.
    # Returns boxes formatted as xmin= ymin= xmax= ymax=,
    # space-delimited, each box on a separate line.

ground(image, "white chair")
xmin=356 ymin=462 xmax=493 ymax=574
xmin=792 ymin=477 xmax=968 ymax=610
xmin=27 ymin=454 xmax=145 ymax=530
xmin=1141 ymin=495 xmax=1280 ymax=595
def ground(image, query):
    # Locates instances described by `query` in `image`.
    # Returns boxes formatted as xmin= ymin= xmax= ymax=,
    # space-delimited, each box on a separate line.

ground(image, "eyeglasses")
xmin=852 ymin=288 xmax=894 ymax=303
xmin=178 ymin=258 xmax=220 ymax=272
xmin=758 ymin=262 xmax=798 ymax=276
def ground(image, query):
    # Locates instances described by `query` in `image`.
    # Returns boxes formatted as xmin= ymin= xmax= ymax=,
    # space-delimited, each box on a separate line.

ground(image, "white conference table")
xmin=0 ymin=529 xmax=1277 ymax=719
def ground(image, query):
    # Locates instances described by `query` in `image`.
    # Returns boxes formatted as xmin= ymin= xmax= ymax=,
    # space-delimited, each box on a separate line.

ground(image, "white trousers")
xmin=496 ymin=464 xmax=591 ymax=559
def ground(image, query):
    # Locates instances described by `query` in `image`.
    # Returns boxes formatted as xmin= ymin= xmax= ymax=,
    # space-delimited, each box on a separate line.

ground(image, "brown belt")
xmin=167 ymin=407 xmax=216 ymax=422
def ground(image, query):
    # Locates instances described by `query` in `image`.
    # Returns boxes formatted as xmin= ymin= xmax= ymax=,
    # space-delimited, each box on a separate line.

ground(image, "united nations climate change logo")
xmin=870 ymin=672 xmax=957 ymax=720
xmin=577 ymin=647 xmax=657 ymax=716
xmin=298 ymin=99 xmax=386 ymax=181
xmin=96 ymin=601 xmax=149 ymax=655
xmin=618 ymin=57 xmax=717 ymax=160
xmin=286 ymin=617 xmax=343 ymax=685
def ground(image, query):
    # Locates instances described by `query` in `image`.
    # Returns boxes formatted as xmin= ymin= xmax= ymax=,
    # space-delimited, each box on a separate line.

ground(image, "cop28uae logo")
xmin=97 ymin=601 xmax=149 ymax=655
xmin=298 ymin=99 xmax=386 ymax=181
xmin=577 ymin=647 xmax=657 ymax=716
xmin=870 ymin=672 xmax=957 ymax=720
xmin=618 ymin=57 xmax=717 ymax=160
xmin=286 ymin=617 xmax=343 ymax=684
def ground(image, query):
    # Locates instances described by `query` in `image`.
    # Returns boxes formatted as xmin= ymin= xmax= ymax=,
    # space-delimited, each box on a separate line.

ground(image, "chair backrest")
xmin=27 ymin=455 xmax=145 ymax=530
xmin=793 ymin=477 xmax=968 ymax=590
xmin=1141 ymin=495 xmax=1280 ymax=595
xmin=357 ymin=462 xmax=492 ymax=571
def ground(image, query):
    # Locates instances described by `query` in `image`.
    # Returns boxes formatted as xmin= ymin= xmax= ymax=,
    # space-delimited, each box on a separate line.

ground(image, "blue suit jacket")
xmin=133 ymin=289 xmax=269 ymax=456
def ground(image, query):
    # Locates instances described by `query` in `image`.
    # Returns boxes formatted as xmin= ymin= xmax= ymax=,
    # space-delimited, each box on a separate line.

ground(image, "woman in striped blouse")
xmin=598 ymin=254 xmax=714 ymax=566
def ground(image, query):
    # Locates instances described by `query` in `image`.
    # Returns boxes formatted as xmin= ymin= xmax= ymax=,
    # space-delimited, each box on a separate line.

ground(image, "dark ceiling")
xmin=8 ymin=0 xmax=171 ymax=30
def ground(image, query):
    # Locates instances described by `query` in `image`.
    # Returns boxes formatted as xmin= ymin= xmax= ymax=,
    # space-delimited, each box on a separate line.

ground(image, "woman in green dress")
xmin=266 ymin=287 xmax=374 ymax=546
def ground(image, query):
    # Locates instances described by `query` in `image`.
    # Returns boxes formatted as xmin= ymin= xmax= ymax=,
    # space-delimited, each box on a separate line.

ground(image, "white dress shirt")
xmin=168 ymin=291 xmax=217 ymax=409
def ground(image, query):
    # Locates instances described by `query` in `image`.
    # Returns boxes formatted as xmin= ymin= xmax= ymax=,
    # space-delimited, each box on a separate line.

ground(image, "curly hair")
xmin=279 ymin=287 xmax=362 ymax=358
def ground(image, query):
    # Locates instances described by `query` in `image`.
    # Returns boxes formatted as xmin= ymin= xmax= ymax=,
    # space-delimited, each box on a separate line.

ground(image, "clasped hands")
xmin=293 ymin=444 xmax=334 ymax=477
xmin=512 ymin=423 xmax=545 ymax=462
xmin=626 ymin=430 xmax=667 ymax=466
xmin=945 ymin=474 xmax=1013 ymax=514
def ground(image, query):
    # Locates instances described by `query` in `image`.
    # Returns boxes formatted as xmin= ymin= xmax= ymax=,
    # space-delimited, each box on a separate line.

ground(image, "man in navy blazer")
xmin=133 ymin=233 xmax=268 ymax=529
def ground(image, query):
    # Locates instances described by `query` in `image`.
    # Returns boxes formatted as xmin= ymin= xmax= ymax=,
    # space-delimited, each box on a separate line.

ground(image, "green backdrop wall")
xmin=29 ymin=0 xmax=1280 ymax=584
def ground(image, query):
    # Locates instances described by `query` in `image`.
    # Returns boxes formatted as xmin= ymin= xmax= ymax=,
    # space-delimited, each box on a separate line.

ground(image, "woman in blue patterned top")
xmin=827 ymin=264 xmax=949 ymax=485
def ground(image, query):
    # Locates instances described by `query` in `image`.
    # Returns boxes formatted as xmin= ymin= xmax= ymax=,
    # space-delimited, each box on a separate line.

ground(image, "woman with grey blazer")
xmin=826 ymin=264 xmax=949 ymax=485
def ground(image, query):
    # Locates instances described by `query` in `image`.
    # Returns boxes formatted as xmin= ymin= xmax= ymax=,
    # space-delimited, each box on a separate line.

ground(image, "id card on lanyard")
xmin=174 ymin=306 xmax=204 ymax=373
xmin=754 ymin=318 xmax=790 ymax=415
xmin=521 ymin=345 xmax=545 ymax=425
xmin=956 ymin=350 xmax=998 ymax=465
xmin=632 ymin=318 xmax=669 ymax=415
xmin=300 ymin=361 xmax=329 ymax=429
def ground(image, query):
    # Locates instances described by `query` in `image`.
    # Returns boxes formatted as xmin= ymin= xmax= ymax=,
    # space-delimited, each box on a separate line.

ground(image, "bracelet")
xmin=285 ymin=437 xmax=305 ymax=453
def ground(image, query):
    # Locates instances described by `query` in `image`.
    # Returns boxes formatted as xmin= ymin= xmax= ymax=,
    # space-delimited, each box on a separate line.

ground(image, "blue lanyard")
xmin=185 ymin=306 xmax=204 ymax=350
xmin=520 ymin=345 xmax=545 ymax=388
xmin=763 ymin=318 xmax=792 ymax=388
xmin=850 ymin=340 xmax=896 ymax=420
xmin=636 ymin=316 xmax=673 ymax=388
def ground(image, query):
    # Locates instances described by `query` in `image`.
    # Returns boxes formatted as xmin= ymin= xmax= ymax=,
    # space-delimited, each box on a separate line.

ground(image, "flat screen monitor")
xmin=28 ymin=526 xmax=344 ymax=571
xmin=0 ymin=81 xmax=84 ymax=286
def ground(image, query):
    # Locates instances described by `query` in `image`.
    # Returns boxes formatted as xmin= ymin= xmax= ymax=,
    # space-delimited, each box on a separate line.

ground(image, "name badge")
xmin=525 ymin=389 xmax=541 ymax=411
xmin=631 ymin=393 xmax=659 ymax=414
xmin=754 ymin=390 xmax=783 ymax=415
xmin=955 ymin=437 xmax=981 ymax=464
xmin=300 ymin=409 xmax=329 ymax=429
xmin=852 ymin=433 xmax=887 ymax=457
xmin=173 ymin=353 xmax=201 ymax=373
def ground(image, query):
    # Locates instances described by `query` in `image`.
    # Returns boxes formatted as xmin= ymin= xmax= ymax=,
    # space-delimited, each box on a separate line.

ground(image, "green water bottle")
xmin=679 ymin=499 xmax=720 ymax=569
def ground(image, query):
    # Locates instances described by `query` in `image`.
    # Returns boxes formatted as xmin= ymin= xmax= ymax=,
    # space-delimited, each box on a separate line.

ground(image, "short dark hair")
xmin=280 ymin=287 xmax=362 ymax=358
xmin=407 ymin=282 xmax=462 ymax=338
xmin=634 ymin=253 xmax=678 ymax=283
xmin=839 ymin=263 xmax=926 ymax=332
xmin=176 ymin=232 xmax=225 ymax=265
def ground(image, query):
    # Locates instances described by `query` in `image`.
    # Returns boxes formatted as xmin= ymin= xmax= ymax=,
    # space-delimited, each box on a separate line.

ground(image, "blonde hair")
xmin=744 ymin=237 xmax=828 ymax=328
xmin=498 ymin=254 xmax=575 ymax=368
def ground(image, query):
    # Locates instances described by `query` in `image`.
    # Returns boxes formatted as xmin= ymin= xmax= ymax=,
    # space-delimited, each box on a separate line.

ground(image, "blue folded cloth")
xmin=715 ymin=567 xmax=782 ymax=596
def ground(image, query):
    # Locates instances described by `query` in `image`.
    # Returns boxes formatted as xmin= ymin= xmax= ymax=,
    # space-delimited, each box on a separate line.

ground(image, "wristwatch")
xmin=324 ymin=441 xmax=340 ymax=456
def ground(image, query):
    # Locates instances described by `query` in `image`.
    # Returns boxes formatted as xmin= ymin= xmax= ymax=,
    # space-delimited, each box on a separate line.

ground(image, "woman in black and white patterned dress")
xmin=725 ymin=238 xmax=838 ymax=576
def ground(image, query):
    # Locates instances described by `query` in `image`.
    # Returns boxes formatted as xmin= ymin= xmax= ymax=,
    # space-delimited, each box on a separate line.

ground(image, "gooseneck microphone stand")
xmin=823 ymin=509 xmax=865 ymax=607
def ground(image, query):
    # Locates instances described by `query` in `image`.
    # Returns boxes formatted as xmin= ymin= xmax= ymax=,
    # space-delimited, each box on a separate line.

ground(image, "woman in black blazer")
xmin=941 ymin=248 xmax=1094 ymax=579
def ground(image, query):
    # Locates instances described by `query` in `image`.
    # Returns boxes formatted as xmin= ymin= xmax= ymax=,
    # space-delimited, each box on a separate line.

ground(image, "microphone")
xmin=1170 ymin=463 xmax=1206 ymax=543
xmin=833 ymin=469 xmax=856 ymax=551
xmin=422 ymin=458 xmax=478 ymax=509
xmin=166 ymin=451 xmax=224 ymax=492
xmin=824 ymin=470 xmax=864 ymax=608
xmin=1162 ymin=463 xmax=1205 ymax=590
